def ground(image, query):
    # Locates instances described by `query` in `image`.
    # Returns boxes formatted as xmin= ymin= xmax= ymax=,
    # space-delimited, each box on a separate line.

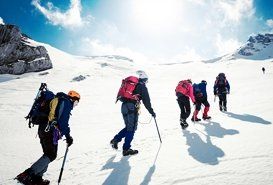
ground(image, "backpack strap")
xmin=48 ymin=97 xmax=59 ymax=122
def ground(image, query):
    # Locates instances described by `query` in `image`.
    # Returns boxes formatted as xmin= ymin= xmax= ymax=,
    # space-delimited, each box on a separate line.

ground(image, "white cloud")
xmin=0 ymin=17 xmax=4 ymax=25
xmin=216 ymin=0 xmax=254 ymax=23
xmin=266 ymin=19 xmax=273 ymax=28
xmin=172 ymin=48 xmax=203 ymax=62
xmin=215 ymin=34 xmax=242 ymax=56
xmin=31 ymin=0 xmax=92 ymax=28
xmin=81 ymin=38 xmax=149 ymax=63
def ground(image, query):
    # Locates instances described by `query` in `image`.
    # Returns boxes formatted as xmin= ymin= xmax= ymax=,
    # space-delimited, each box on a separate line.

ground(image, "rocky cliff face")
xmin=0 ymin=24 xmax=52 ymax=75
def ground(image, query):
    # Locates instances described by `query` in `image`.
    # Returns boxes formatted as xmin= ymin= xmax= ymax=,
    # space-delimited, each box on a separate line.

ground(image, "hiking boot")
xmin=202 ymin=115 xmax=211 ymax=120
xmin=180 ymin=119 xmax=189 ymax=129
xmin=123 ymin=149 xmax=138 ymax=156
xmin=15 ymin=170 xmax=32 ymax=184
xmin=191 ymin=117 xmax=201 ymax=122
xmin=110 ymin=139 xmax=118 ymax=150
xmin=181 ymin=122 xmax=189 ymax=129
xmin=31 ymin=175 xmax=50 ymax=185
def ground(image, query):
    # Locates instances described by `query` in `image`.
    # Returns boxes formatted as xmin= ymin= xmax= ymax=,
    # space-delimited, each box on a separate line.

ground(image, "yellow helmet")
xmin=68 ymin=90 xmax=80 ymax=101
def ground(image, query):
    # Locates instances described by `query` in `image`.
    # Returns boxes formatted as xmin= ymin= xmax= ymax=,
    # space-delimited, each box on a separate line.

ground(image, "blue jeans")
xmin=114 ymin=102 xmax=138 ymax=150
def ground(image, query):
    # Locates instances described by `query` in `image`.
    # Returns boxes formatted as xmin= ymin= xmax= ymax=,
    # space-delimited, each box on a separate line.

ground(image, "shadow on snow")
xmin=101 ymin=155 xmax=131 ymax=185
xmin=224 ymin=112 xmax=271 ymax=125
xmin=200 ymin=121 xmax=239 ymax=138
xmin=140 ymin=144 xmax=161 ymax=185
xmin=183 ymin=130 xmax=224 ymax=165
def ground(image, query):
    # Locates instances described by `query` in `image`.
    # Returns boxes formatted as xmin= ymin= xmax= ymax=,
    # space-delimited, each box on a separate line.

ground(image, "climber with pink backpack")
xmin=111 ymin=71 xmax=156 ymax=156
xmin=175 ymin=79 xmax=195 ymax=129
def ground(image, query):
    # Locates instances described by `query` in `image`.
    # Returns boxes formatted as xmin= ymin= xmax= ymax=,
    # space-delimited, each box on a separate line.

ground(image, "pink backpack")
xmin=175 ymin=80 xmax=190 ymax=95
xmin=116 ymin=76 xmax=139 ymax=102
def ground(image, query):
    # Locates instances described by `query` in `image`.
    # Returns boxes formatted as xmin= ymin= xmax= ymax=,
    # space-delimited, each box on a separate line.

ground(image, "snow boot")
xmin=202 ymin=115 xmax=211 ymax=120
xmin=15 ymin=171 xmax=32 ymax=184
xmin=180 ymin=119 xmax=189 ymax=129
xmin=110 ymin=139 xmax=118 ymax=150
xmin=31 ymin=175 xmax=50 ymax=185
xmin=15 ymin=169 xmax=34 ymax=184
xmin=191 ymin=117 xmax=201 ymax=122
xmin=123 ymin=149 xmax=138 ymax=156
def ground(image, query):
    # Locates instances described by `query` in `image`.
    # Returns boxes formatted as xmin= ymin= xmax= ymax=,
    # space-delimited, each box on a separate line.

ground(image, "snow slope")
xmin=0 ymin=44 xmax=273 ymax=185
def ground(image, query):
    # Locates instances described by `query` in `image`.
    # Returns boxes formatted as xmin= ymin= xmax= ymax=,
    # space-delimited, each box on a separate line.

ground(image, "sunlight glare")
xmin=132 ymin=0 xmax=182 ymax=34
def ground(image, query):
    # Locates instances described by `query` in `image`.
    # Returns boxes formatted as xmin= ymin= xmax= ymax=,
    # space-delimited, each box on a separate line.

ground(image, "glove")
xmin=66 ymin=135 xmax=73 ymax=147
xmin=151 ymin=112 xmax=156 ymax=118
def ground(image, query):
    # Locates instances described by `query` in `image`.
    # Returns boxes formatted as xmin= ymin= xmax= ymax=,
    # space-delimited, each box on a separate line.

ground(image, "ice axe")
xmin=153 ymin=117 xmax=162 ymax=143
xmin=58 ymin=146 xmax=69 ymax=185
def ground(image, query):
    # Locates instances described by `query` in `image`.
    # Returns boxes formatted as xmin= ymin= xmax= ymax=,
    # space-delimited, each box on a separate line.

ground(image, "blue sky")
xmin=0 ymin=0 xmax=273 ymax=62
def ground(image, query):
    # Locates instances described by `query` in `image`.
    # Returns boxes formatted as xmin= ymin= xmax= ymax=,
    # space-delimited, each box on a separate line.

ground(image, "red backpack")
xmin=116 ymin=76 xmax=139 ymax=102
xmin=175 ymin=80 xmax=190 ymax=95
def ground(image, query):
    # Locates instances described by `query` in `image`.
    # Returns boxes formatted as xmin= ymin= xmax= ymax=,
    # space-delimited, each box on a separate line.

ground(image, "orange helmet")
xmin=68 ymin=90 xmax=80 ymax=101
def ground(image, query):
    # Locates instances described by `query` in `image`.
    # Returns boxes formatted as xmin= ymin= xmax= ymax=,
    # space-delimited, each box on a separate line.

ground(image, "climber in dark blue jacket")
xmin=192 ymin=80 xmax=211 ymax=121
xmin=111 ymin=71 xmax=156 ymax=156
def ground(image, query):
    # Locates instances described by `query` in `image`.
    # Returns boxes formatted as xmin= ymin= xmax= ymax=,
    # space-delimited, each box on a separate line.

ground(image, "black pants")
xmin=27 ymin=121 xmax=58 ymax=178
xmin=218 ymin=93 xmax=227 ymax=108
xmin=195 ymin=97 xmax=210 ymax=111
xmin=38 ymin=122 xmax=58 ymax=162
xmin=177 ymin=95 xmax=191 ymax=120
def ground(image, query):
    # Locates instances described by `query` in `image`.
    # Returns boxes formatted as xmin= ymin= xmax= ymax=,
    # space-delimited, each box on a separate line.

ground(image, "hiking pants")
xmin=177 ymin=95 xmax=191 ymax=120
xmin=218 ymin=93 xmax=227 ymax=108
xmin=30 ymin=122 xmax=58 ymax=177
xmin=195 ymin=97 xmax=210 ymax=111
xmin=114 ymin=102 xmax=138 ymax=150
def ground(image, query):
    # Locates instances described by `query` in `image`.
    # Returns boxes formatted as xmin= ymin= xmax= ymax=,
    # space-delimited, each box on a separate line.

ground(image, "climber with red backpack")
xmin=175 ymin=79 xmax=195 ymax=129
xmin=111 ymin=71 xmax=156 ymax=156
xmin=16 ymin=84 xmax=80 ymax=185
xmin=214 ymin=73 xmax=230 ymax=111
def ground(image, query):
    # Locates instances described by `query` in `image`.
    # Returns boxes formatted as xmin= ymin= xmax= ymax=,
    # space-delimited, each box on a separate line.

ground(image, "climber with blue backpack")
xmin=16 ymin=83 xmax=80 ymax=185
xmin=214 ymin=73 xmax=230 ymax=111
xmin=111 ymin=71 xmax=156 ymax=156
xmin=191 ymin=80 xmax=211 ymax=122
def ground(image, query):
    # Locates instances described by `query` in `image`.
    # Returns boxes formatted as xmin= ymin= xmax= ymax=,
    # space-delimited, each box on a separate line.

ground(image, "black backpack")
xmin=215 ymin=73 xmax=227 ymax=87
xmin=25 ymin=83 xmax=55 ymax=128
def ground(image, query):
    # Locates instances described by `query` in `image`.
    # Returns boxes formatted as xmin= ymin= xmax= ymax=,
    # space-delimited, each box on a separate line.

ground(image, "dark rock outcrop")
xmin=0 ymin=24 xmax=52 ymax=75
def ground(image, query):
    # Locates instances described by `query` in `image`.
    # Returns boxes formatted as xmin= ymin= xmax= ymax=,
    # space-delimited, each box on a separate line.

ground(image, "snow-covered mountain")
xmin=1 ymin=36 xmax=273 ymax=185
xmin=235 ymin=33 xmax=273 ymax=60
xmin=205 ymin=33 xmax=273 ymax=63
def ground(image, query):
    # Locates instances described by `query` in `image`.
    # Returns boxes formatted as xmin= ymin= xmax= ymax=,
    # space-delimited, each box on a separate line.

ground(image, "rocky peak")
xmin=237 ymin=33 xmax=273 ymax=59
xmin=0 ymin=24 xmax=52 ymax=75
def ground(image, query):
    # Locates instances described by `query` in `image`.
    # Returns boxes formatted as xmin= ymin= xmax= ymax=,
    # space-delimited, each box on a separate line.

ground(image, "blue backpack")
xmin=193 ymin=83 xmax=203 ymax=98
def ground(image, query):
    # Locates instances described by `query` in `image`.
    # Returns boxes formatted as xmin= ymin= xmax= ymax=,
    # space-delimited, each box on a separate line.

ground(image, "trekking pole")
xmin=58 ymin=146 xmax=69 ymax=185
xmin=153 ymin=118 xmax=162 ymax=143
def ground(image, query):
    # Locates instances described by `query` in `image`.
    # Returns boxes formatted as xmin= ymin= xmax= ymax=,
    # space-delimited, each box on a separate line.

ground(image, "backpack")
xmin=215 ymin=73 xmax=227 ymax=87
xmin=193 ymin=83 xmax=203 ymax=98
xmin=116 ymin=76 xmax=139 ymax=102
xmin=25 ymin=83 xmax=55 ymax=128
xmin=175 ymin=80 xmax=190 ymax=95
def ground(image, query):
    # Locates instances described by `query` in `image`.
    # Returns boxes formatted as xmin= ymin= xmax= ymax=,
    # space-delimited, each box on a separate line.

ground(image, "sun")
xmin=132 ymin=0 xmax=182 ymax=34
